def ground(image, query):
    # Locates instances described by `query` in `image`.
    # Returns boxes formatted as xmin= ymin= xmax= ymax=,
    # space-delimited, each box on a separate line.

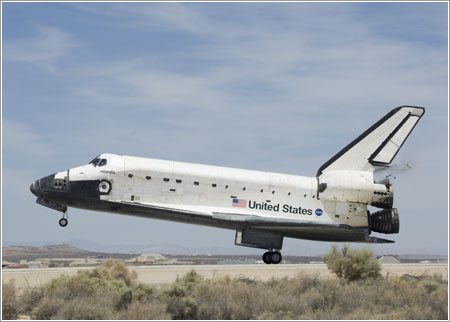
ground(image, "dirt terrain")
xmin=2 ymin=245 xmax=137 ymax=262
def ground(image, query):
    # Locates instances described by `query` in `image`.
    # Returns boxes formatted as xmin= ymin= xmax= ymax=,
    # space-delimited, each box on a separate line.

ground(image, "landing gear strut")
xmin=59 ymin=212 xmax=68 ymax=227
xmin=262 ymin=250 xmax=282 ymax=264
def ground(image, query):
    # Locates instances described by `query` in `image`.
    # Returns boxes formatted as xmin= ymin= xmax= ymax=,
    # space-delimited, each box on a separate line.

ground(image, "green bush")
xmin=323 ymin=244 xmax=381 ymax=282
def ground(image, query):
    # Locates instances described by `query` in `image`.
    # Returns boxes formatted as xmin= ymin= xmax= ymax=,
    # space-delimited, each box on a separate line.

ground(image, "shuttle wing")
xmin=117 ymin=201 xmax=393 ymax=243
xmin=211 ymin=212 xmax=394 ymax=243
xmin=317 ymin=106 xmax=425 ymax=175
xmin=211 ymin=212 xmax=339 ymax=227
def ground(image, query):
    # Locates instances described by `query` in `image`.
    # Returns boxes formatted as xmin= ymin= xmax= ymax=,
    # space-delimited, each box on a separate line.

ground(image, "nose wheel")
xmin=59 ymin=212 xmax=68 ymax=227
xmin=262 ymin=250 xmax=282 ymax=264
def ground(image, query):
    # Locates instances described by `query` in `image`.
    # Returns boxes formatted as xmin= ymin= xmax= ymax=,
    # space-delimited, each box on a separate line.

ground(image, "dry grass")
xmin=2 ymin=279 xmax=18 ymax=320
xmin=2 ymin=262 xmax=448 ymax=320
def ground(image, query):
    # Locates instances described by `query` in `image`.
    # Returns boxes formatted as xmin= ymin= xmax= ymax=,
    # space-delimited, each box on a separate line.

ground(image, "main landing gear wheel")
xmin=270 ymin=251 xmax=282 ymax=264
xmin=262 ymin=252 xmax=272 ymax=264
xmin=59 ymin=212 xmax=69 ymax=227
xmin=262 ymin=251 xmax=282 ymax=264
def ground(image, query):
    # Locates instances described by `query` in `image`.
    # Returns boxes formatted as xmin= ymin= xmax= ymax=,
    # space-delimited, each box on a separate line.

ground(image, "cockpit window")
xmin=89 ymin=158 xmax=101 ymax=167
xmin=89 ymin=156 xmax=107 ymax=167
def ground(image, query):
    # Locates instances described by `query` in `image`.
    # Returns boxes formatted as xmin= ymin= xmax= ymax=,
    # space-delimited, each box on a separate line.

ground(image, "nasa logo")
xmin=315 ymin=208 xmax=323 ymax=216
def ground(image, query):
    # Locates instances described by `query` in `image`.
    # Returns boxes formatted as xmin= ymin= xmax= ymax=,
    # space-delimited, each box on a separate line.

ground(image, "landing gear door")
xmin=235 ymin=228 xmax=283 ymax=250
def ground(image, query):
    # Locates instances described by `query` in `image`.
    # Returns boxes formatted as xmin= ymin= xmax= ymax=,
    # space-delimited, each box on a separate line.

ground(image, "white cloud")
xmin=3 ymin=26 xmax=81 ymax=71
xmin=75 ymin=2 xmax=224 ymax=35
xmin=50 ymin=3 xmax=445 ymax=176
xmin=71 ymin=3 xmax=446 ymax=112
xmin=65 ymin=4 xmax=446 ymax=169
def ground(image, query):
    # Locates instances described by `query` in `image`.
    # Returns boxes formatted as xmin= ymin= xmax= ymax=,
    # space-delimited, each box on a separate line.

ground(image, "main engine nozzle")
xmin=370 ymin=208 xmax=399 ymax=234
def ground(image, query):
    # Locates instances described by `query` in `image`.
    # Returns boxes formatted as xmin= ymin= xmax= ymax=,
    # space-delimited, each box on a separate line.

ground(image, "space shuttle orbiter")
xmin=30 ymin=106 xmax=425 ymax=264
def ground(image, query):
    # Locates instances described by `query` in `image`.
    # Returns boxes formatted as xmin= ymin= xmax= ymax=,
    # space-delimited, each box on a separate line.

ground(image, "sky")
xmin=1 ymin=1 xmax=448 ymax=255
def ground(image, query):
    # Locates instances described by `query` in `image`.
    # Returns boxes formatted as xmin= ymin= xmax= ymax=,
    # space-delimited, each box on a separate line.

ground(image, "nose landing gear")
xmin=59 ymin=212 xmax=69 ymax=227
xmin=262 ymin=250 xmax=282 ymax=264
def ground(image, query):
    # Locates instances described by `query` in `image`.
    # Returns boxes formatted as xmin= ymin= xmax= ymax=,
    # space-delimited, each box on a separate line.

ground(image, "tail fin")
xmin=317 ymin=106 xmax=425 ymax=176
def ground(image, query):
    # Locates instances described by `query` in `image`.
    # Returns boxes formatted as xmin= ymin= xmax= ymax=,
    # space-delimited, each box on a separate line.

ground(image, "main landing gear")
xmin=59 ymin=212 xmax=69 ymax=227
xmin=262 ymin=250 xmax=282 ymax=264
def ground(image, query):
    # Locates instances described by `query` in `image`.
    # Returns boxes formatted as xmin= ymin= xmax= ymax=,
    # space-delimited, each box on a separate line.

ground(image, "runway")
xmin=2 ymin=263 xmax=447 ymax=291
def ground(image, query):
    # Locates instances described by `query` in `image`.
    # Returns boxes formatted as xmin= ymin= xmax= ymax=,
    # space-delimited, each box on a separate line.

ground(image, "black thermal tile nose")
xmin=30 ymin=180 xmax=40 ymax=197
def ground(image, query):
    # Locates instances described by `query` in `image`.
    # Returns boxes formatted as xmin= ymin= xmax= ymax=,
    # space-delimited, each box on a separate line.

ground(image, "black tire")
xmin=262 ymin=252 xmax=272 ymax=264
xmin=59 ymin=218 xmax=68 ymax=227
xmin=270 ymin=251 xmax=282 ymax=264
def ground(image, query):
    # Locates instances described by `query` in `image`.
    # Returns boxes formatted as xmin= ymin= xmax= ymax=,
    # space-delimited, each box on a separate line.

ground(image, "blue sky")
xmin=2 ymin=2 xmax=448 ymax=255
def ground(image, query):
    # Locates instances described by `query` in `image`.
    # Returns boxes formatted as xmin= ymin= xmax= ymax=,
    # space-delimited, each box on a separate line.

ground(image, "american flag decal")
xmin=232 ymin=198 xmax=247 ymax=208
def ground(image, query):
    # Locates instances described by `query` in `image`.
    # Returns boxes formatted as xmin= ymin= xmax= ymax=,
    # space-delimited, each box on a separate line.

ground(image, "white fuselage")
xmin=32 ymin=106 xmax=425 ymax=254
xmin=62 ymin=153 xmax=370 ymax=228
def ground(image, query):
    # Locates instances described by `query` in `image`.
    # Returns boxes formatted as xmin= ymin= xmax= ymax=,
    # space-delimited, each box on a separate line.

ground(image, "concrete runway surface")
xmin=2 ymin=263 xmax=448 ymax=291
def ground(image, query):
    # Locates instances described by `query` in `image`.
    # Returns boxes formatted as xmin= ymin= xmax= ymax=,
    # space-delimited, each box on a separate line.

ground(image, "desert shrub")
xmin=2 ymin=280 xmax=18 ymax=320
xmin=193 ymin=277 xmax=264 ymax=319
xmin=256 ymin=278 xmax=305 ymax=319
xmin=132 ymin=283 xmax=155 ymax=303
xmin=33 ymin=296 xmax=65 ymax=319
xmin=421 ymin=279 xmax=440 ymax=293
xmin=6 ymin=263 xmax=448 ymax=320
xmin=36 ymin=292 xmax=116 ymax=320
xmin=31 ymin=260 xmax=156 ymax=319
xmin=19 ymin=284 xmax=44 ymax=314
xmin=110 ymin=260 xmax=138 ymax=286
xmin=157 ymin=270 xmax=202 ymax=319
xmin=430 ymin=273 xmax=447 ymax=284
xmin=116 ymin=301 xmax=170 ymax=319
xmin=323 ymin=244 xmax=381 ymax=282
xmin=426 ymin=286 xmax=448 ymax=319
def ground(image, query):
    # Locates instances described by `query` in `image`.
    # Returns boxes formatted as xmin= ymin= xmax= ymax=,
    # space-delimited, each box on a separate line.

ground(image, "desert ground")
xmin=3 ymin=263 xmax=447 ymax=291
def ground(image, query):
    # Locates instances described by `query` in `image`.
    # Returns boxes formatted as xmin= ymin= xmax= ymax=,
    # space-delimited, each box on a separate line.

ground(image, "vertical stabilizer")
xmin=317 ymin=106 xmax=425 ymax=176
